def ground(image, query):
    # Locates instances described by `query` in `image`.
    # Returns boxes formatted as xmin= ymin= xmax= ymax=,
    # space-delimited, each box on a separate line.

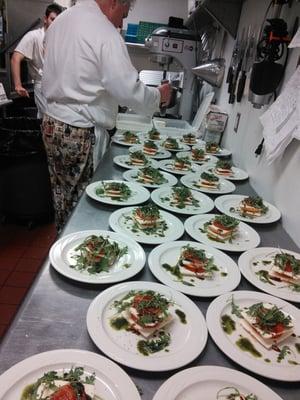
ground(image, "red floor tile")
xmin=0 ymin=286 xmax=29 ymax=305
xmin=0 ymin=270 xmax=11 ymax=286
xmin=0 ymin=244 xmax=27 ymax=259
xmin=5 ymin=271 xmax=36 ymax=288
xmin=0 ymin=257 xmax=19 ymax=271
xmin=22 ymin=246 xmax=49 ymax=260
xmin=0 ymin=304 xmax=18 ymax=324
xmin=15 ymin=257 xmax=43 ymax=273
xmin=0 ymin=324 xmax=8 ymax=338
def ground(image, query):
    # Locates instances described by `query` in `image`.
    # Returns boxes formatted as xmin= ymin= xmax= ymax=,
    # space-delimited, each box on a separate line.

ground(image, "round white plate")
xmin=141 ymin=133 xmax=167 ymax=142
xmin=176 ymin=151 xmax=218 ymax=165
xmin=206 ymin=290 xmax=300 ymax=381
xmin=161 ymin=141 xmax=190 ymax=152
xmin=184 ymin=214 xmax=260 ymax=252
xmin=86 ymin=281 xmax=208 ymax=371
xmin=129 ymin=145 xmax=171 ymax=159
xmin=49 ymin=230 xmax=145 ymax=284
xmin=153 ymin=365 xmax=283 ymax=400
xmin=181 ymin=172 xmax=236 ymax=194
xmin=193 ymin=144 xmax=232 ymax=157
xmin=239 ymin=247 xmax=300 ymax=303
xmin=112 ymin=134 xmax=143 ymax=146
xmin=86 ymin=180 xmax=150 ymax=206
xmin=109 ymin=206 xmax=184 ymax=245
xmin=123 ymin=169 xmax=177 ymax=189
xmin=0 ymin=349 xmax=140 ymax=400
xmin=148 ymin=240 xmax=240 ymax=297
xmin=151 ymin=186 xmax=214 ymax=215
xmin=113 ymin=154 xmax=159 ymax=169
xmin=199 ymin=165 xmax=249 ymax=181
xmin=158 ymin=159 xmax=202 ymax=175
xmin=215 ymin=194 xmax=281 ymax=224
xmin=179 ymin=138 xmax=206 ymax=147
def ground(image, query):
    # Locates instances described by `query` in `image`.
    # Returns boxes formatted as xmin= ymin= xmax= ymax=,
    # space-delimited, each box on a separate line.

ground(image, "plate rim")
xmin=206 ymin=290 xmax=300 ymax=381
xmin=200 ymin=165 xmax=249 ymax=181
xmin=180 ymin=172 xmax=236 ymax=195
xmin=0 ymin=348 xmax=141 ymax=399
xmin=153 ymin=365 xmax=284 ymax=400
xmin=148 ymin=240 xmax=241 ymax=297
xmin=86 ymin=281 xmax=208 ymax=371
xmin=49 ymin=229 xmax=146 ymax=284
xmin=215 ymin=194 xmax=282 ymax=224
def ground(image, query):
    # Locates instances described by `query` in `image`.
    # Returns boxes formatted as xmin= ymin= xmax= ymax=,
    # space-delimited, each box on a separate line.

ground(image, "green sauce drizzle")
xmin=236 ymin=337 xmax=262 ymax=358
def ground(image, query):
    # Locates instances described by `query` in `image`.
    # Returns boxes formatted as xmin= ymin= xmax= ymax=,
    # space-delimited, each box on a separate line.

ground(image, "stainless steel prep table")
xmin=0 ymin=142 xmax=299 ymax=399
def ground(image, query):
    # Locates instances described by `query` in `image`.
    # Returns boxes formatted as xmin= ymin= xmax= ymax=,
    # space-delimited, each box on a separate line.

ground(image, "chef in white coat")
xmin=11 ymin=3 xmax=63 ymax=118
xmin=42 ymin=0 xmax=171 ymax=231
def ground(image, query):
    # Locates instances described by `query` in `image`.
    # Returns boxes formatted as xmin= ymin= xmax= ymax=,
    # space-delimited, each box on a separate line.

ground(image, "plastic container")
xmin=116 ymin=113 xmax=152 ymax=133
xmin=125 ymin=23 xmax=139 ymax=43
xmin=153 ymin=118 xmax=195 ymax=137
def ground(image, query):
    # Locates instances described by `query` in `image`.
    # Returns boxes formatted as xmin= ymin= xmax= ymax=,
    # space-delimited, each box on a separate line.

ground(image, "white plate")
xmin=153 ymin=365 xmax=283 ymax=400
xmin=206 ymin=290 xmax=300 ymax=381
xmin=151 ymin=186 xmax=214 ymax=215
xmin=140 ymin=133 xmax=167 ymax=142
xmin=193 ymin=144 xmax=232 ymax=157
xmin=109 ymin=206 xmax=184 ymax=245
xmin=49 ymin=230 xmax=145 ymax=284
xmin=176 ymin=151 xmax=218 ymax=165
xmin=86 ymin=281 xmax=208 ymax=371
xmin=148 ymin=240 xmax=240 ymax=297
xmin=86 ymin=180 xmax=150 ymax=206
xmin=113 ymin=154 xmax=159 ymax=169
xmin=199 ymin=164 xmax=249 ymax=181
xmin=158 ymin=159 xmax=202 ymax=175
xmin=123 ymin=169 xmax=177 ymax=189
xmin=112 ymin=134 xmax=143 ymax=146
xmin=239 ymin=247 xmax=300 ymax=303
xmin=0 ymin=349 xmax=140 ymax=400
xmin=129 ymin=145 xmax=171 ymax=159
xmin=161 ymin=140 xmax=190 ymax=152
xmin=179 ymin=138 xmax=206 ymax=147
xmin=215 ymin=194 xmax=281 ymax=224
xmin=184 ymin=214 xmax=260 ymax=252
xmin=181 ymin=172 xmax=236 ymax=194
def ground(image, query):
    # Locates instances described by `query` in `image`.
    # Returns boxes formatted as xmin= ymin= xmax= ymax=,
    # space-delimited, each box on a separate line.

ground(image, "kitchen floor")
xmin=0 ymin=221 xmax=56 ymax=340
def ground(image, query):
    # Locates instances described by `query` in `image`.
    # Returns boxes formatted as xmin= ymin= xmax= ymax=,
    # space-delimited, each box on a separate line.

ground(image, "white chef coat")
xmin=42 ymin=0 xmax=160 ymax=130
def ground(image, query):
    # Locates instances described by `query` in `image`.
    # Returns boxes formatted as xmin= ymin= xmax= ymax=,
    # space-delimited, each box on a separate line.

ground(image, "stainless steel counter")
xmin=1 ymin=142 xmax=299 ymax=399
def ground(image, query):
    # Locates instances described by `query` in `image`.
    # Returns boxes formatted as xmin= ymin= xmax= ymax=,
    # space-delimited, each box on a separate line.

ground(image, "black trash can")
xmin=0 ymin=117 xmax=53 ymax=225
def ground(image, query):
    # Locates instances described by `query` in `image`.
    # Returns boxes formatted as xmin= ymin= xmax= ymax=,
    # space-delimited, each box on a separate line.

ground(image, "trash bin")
xmin=0 ymin=117 xmax=53 ymax=226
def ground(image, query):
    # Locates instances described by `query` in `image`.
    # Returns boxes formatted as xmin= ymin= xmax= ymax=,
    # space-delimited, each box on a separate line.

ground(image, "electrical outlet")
xmin=234 ymin=112 xmax=241 ymax=133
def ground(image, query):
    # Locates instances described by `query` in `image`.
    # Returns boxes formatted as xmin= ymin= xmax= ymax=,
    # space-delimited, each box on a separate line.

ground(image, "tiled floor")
xmin=0 ymin=222 xmax=56 ymax=339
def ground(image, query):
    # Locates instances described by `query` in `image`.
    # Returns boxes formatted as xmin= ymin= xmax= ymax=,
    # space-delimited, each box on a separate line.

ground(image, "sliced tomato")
xmin=212 ymin=221 xmax=227 ymax=230
xmin=284 ymin=261 xmax=292 ymax=273
xmin=272 ymin=323 xmax=285 ymax=335
xmin=50 ymin=384 xmax=87 ymax=400
xmin=183 ymin=263 xmax=205 ymax=273
xmin=133 ymin=294 xmax=161 ymax=316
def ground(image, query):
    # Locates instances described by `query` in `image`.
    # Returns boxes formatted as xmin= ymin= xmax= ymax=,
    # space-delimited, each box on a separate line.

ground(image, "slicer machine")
xmin=144 ymin=27 xmax=202 ymax=121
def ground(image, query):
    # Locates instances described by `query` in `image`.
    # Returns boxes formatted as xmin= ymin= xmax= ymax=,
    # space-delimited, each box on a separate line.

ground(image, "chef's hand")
xmin=158 ymin=83 xmax=172 ymax=107
xmin=15 ymin=84 xmax=29 ymax=98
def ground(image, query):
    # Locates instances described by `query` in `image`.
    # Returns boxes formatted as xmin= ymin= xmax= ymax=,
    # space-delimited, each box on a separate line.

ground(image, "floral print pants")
xmin=42 ymin=115 xmax=94 ymax=232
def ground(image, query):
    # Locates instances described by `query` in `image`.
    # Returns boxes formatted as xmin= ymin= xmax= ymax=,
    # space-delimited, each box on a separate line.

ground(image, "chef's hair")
xmin=45 ymin=3 xmax=64 ymax=17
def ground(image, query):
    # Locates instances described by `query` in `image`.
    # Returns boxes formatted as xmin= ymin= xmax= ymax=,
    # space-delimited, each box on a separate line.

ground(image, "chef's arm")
xmin=100 ymin=39 xmax=171 ymax=115
xmin=11 ymin=51 xmax=30 ymax=98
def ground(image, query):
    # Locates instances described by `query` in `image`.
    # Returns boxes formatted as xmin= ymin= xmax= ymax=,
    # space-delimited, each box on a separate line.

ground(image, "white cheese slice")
xmin=37 ymin=380 xmax=95 ymax=399
xmin=121 ymin=308 xmax=173 ymax=338
xmin=269 ymin=264 xmax=300 ymax=284
xmin=178 ymin=264 xmax=209 ymax=278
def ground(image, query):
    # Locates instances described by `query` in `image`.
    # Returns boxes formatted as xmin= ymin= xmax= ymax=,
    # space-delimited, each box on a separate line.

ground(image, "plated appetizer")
xmin=181 ymin=133 xmax=197 ymax=145
xmin=173 ymin=156 xmax=192 ymax=171
xmin=215 ymin=160 xmax=233 ymax=176
xmin=122 ymin=130 xmax=140 ymax=144
xmin=137 ymin=166 xmax=167 ymax=185
xmin=169 ymin=186 xmax=199 ymax=209
xmin=163 ymin=137 xmax=180 ymax=150
xmin=148 ymin=128 xmax=161 ymax=141
xmin=128 ymin=150 xmax=149 ymax=167
xmin=96 ymin=182 xmax=131 ymax=201
xmin=269 ymin=252 xmax=300 ymax=285
xmin=191 ymin=148 xmax=206 ymax=162
xmin=71 ymin=235 xmax=128 ymax=274
xmin=143 ymin=140 xmax=158 ymax=156
xmin=195 ymin=172 xmax=220 ymax=189
xmin=206 ymin=142 xmax=220 ymax=153
xmin=232 ymin=196 xmax=269 ymax=218
xmin=202 ymin=215 xmax=240 ymax=243
xmin=162 ymin=244 xmax=219 ymax=282
xmin=131 ymin=204 xmax=167 ymax=235
xmin=239 ymin=302 xmax=294 ymax=349
xmin=20 ymin=366 xmax=101 ymax=400
xmin=216 ymin=387 xmax=257 ymax=400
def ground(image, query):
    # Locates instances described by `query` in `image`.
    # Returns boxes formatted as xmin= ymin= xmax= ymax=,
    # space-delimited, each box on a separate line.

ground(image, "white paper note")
xmin=289 ymin=27 xmax=300 ymax=48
